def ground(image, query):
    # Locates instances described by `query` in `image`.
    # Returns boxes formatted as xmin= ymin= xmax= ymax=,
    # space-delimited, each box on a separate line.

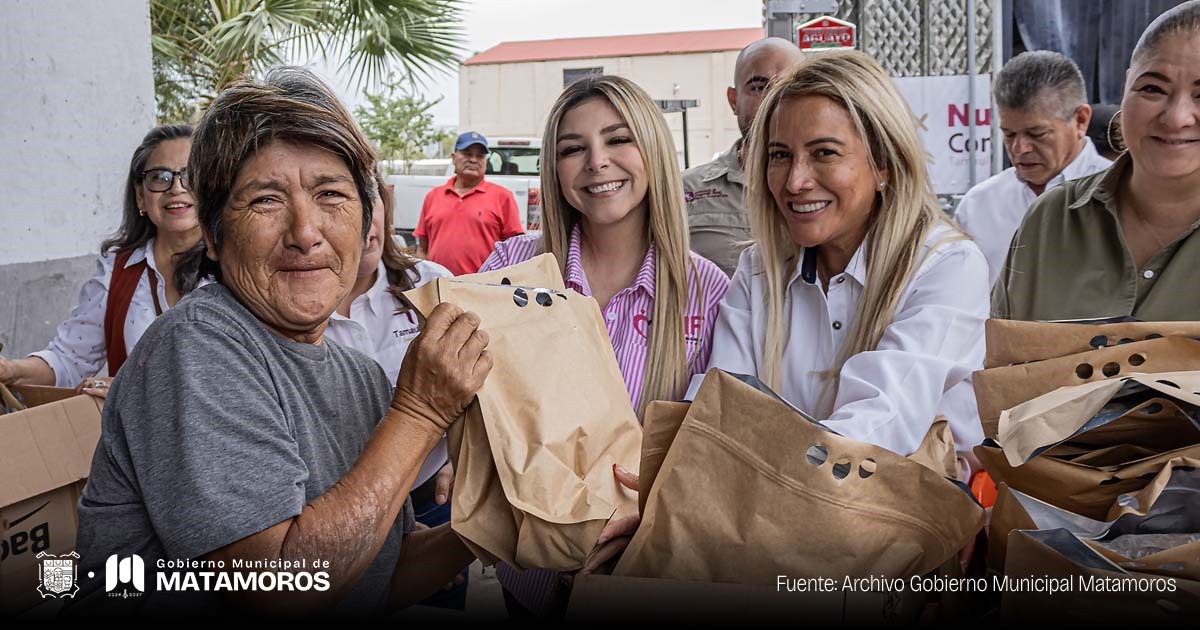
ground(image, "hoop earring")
xmin=1107 ymin=109 xmax=1127 ymax=154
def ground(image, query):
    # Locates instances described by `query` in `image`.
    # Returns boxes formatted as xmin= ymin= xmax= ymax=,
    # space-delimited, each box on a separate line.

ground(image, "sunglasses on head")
xmin=141 ymin=168 xmax=190 ymax=193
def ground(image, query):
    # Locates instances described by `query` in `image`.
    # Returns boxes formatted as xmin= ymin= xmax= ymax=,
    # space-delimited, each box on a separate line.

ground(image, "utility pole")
xmin=655 ymin=99 xmax=699 ymax=168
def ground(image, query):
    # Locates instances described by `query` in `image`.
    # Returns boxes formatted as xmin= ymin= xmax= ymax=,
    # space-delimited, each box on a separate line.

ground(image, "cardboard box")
xmin=0 ymin=386 xmax=102 ymax=613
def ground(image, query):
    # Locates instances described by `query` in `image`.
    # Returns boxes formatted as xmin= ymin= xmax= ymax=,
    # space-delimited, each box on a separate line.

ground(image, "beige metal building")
xmin=459 ymin=27 xmax=764 ymax=168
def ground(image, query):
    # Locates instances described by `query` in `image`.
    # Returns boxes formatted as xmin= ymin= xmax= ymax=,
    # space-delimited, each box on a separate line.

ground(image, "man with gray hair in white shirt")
xmin=955 ymin=50 xmax=1112 ymax=286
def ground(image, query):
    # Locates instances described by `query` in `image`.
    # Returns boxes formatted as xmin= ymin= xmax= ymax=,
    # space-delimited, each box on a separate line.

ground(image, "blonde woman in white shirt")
xmin=707 ymin=51 xmax=989 ymax=465
xmin=323 ymin=174 xmax=464 ymax=608
xmin=0 ymin=125 xmax=203 ymax=397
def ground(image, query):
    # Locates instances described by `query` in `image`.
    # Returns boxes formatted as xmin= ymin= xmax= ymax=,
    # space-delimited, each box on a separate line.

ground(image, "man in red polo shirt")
xmin=415 ymin=132 xmax=524 ymax=275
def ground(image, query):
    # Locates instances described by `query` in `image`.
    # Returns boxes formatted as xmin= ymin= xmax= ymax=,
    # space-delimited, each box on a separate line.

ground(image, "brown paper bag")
xmin=987 ymin=483 xmax=1039 ymax=572
xmin=615 ymin=370 xmax=983 ymax=583
xmin=984 ymin=318 xmax=1200 ymax=368
xmin=973 ymin=337 xmax=1200 ymax=438
xmin=405 ymin=254 xmax=642 ymax=570
xmin=908 ymin=417 xmax=959 ymax=479
xmin=1002 ymin=529 xmax=1200 ymax=622
xmin=975 ymin=442 xmax=1200 ymax=521
xmin=996 ymin=371 xmax=1200 ymax=467
xmin=987 ymin=458 xmax=1200 ymax=574
xmin=639 ymin=401 xmax=690 ymax=516
xmin=1090 ymin=460 xmax=1200 ymax=580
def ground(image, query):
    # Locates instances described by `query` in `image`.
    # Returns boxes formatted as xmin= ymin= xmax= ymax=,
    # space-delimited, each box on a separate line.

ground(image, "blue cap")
xmin=454 ymin=131 xmax=489 ymax=152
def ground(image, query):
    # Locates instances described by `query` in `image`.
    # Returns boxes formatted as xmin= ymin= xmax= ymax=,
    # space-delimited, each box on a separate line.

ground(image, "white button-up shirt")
xmin=30 ymin=239 xmax=185 ymax=388
xmin=325 ymin=259 xmax=452 ymax=489
xmin=705 ymin=223 xmax=989 ymax=457
xmin=955 ymin=138 xmax=1112 ymax=285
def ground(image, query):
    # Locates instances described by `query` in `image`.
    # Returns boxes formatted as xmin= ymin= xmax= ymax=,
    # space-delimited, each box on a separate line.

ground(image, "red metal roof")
xmin=463 ymin=27 xmax=766 ymax=66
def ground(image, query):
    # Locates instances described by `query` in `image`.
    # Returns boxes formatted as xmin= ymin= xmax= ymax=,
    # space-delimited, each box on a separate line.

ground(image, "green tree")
xmin=356 ymin=82 xmax=449 ymax=174
xmin=150 ymin=0 xmax=464 ymax=123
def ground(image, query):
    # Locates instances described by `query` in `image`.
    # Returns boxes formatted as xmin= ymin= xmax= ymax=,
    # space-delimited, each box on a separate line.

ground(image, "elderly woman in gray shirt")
xmin=69 ymin=67 xmax=491 ymax=616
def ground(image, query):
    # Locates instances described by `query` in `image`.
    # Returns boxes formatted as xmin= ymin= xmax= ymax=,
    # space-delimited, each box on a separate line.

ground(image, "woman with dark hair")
xmin=995 ymin=0 xmax=1200 ymax=321
xmin=0 ymin=124 xmax=202 ymax=396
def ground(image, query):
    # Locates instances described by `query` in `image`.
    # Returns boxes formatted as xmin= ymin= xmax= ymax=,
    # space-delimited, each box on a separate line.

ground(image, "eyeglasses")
xmin=141 ymin=168 xmax=190 ymax=192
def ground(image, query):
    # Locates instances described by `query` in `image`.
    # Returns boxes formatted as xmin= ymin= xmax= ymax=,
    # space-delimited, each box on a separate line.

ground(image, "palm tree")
xmin=151 ymin=0 xmax=464 ymax=122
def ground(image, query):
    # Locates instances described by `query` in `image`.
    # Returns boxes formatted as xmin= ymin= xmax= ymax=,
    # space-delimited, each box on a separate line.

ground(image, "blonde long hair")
xmin=539 ymin=75 xmax=696 ymax=416
xmin=744 ymin=51 xmax=963 ymax=398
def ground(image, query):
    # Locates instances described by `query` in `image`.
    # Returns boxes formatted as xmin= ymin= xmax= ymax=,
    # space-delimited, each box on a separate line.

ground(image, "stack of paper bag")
xmin=983 ymin=319 xmax=1200 ymax=368
xmin=404 ymin=254 xmax=642 ymax=571
xmin=975 ymin=333 xmax=1200 ymax=438
xmin=997 ymin=459 xmax=1200 ymax=621
xmin=615 ymin=369 xmax=983 ymax=583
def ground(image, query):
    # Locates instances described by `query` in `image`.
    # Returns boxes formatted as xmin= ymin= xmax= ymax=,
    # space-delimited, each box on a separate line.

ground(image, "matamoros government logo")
xmin=36 ymin=551 xmax=80 ymax=599
xmin=106 ymin=554 xmax=146 ymax=599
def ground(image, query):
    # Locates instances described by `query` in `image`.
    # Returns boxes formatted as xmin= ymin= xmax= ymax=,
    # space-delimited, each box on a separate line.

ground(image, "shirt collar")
xmin=1069 ymin=151 xmax=1128 ymax=213
xmin=565 ymin=224 xmax=657 ymax=298
xmin=447 ymin=176 xmax=489 ymax=195
xmin=792 ymin=239 xmax=869 ymax=288
xmin=329 ymin=261 xmax=391 ymax=322
xmin=1060 ymin=138 xmax=1104 ymax=182
xmin=365 ymin=260 xmax=391 ymax=303
xmin=125 ymin=238 xmax=154 ymax=271
xmin=700 ymin=141 xmax=745 ymax=186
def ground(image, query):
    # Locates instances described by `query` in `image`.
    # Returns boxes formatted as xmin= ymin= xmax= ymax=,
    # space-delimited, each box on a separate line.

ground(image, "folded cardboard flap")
xmin=11 ymin=384 xmax=80 ymax=409
xmin=0 ymin=390 xmax=102 ymax=508
xmin=974 ymin=337 xmax=1200 ymax=438
xmin=984 ymin=319 xmax=1200 ymax=368
xmin=0 ymin=387 xmax=102 ymax=614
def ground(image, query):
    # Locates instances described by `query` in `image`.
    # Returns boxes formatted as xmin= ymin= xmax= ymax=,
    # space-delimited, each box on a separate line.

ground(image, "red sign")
xmin=797 ymin=16 xmax=857 ymax=51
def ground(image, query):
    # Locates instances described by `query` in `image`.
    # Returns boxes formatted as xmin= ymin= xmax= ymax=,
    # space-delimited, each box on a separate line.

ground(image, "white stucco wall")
xmin=460 ymin=50 xmax=742 ymax=167
xmin=1 ymin=0 xmax=156 ymax=358
xmin=1 ymin=0 xmax=156 ymax=266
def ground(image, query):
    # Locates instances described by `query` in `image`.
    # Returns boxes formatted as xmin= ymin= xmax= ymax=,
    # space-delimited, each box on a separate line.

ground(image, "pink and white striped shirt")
xmin=480 ymin=225 xmax=729 ymax=412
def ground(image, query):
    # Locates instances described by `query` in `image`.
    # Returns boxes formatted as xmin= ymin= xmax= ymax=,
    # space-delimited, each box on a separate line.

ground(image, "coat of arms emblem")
xmin=36 ymin=551 xmax=80 ymax=598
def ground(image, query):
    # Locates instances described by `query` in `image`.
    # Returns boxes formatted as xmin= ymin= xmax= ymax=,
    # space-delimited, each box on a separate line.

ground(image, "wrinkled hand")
xmin=579 ymin=464 xmax=642 ymax=576
xmin=77 ymin=376 xmax=114 ymax=400
xmin=435 ymin=461 xmax=454 ymax=505
xmin=392 ymin=303 xmax=492 ymax=433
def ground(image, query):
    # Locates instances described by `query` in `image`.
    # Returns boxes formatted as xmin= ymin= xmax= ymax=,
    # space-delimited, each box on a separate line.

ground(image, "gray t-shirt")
xmin=69 ymin=283 xmax=415 ymax=615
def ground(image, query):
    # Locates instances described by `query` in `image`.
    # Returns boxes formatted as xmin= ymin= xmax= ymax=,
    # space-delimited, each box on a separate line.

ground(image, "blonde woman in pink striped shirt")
xmin=480 ymin=74 xmax=728 ymax=617
xmin=480 ymin=75 xmax=729 ymax=418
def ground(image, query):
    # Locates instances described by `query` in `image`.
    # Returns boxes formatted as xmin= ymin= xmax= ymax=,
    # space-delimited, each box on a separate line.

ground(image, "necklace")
xmin=1127 ymin=200 xmax=1171 ymax=252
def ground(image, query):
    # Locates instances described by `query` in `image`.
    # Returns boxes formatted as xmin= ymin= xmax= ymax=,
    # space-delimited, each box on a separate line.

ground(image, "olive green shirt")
xmin=993 ymin=153 xmax=1200 ymax=322
xmin=683 ymin=142 xmax=749 ymax=277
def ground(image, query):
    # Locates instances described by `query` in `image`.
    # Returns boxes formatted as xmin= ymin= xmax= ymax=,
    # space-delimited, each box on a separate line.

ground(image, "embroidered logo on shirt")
xmin=684 ymin=189 xmax=728 ymax=204
xmin=392 ymin=311 xmax=420 ymax=339
xmin=633 ymin=313 xmax=704 ymax=343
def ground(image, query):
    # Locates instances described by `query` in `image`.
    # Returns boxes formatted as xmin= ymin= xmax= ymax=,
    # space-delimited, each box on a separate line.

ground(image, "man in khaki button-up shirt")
xmin=683 ymin=38 xmax=803 ymax=276
xmin=993 ymin=153 xmax=1200 ymax=322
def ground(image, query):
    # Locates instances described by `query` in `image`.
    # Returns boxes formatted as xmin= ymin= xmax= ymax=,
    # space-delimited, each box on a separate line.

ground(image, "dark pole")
xmin=682 ymin=108 xmax=691 ymax=169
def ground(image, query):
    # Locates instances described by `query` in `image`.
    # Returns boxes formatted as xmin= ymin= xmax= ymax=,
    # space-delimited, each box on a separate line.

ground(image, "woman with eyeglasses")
xmin=0 ymin=124 xmax=203 ymax=397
